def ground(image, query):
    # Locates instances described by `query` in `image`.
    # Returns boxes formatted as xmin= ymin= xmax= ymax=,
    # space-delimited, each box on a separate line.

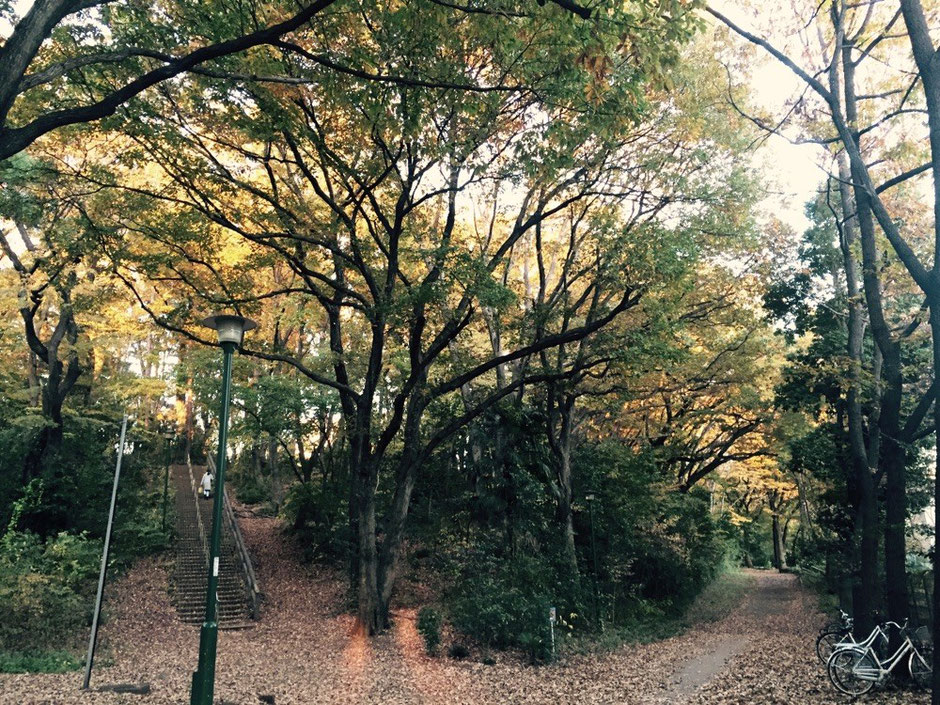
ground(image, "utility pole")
xmin=162 ymin=429 xmax=173 ymax=534
xmin=586 ymin=492 xmax=600 ymax=627
xmin=82 ymin=413 xmax=129 ymax=690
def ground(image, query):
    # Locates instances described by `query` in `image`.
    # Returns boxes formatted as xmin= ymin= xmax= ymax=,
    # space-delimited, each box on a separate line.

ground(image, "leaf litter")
xmin=0 ymin=515 xmax=928 ymax=704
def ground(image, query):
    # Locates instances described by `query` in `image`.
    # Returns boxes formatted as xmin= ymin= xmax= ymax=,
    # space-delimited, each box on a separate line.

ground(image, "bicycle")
xmin=827 ymin=620 xmax=932 ymax=696
xmin=816 ymin=609 xmax=856 ymax=663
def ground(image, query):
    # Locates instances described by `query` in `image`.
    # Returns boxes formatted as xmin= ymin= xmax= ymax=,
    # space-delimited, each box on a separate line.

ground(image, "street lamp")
xmin=161 ymin=428 xmax=174 ymax=534
xmin=190 ymin=314 xmax=256 ymax=705
xmin=585 ymin=492 xmax=600 ymax=627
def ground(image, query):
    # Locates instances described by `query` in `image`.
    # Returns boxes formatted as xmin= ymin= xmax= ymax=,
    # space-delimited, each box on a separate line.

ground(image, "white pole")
xmin=549 ymin=606 xmax=556 ymax=659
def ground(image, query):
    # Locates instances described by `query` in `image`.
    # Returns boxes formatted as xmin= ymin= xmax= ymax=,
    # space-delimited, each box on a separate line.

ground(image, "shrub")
xmin=448 ymin=643 xmax=470 ymax=660
xmin=0 ymin=650 xmax=83 ymax=673
xmin=448 ymin=552 xmax=556 ymax=661
xmin=235 ymin=475 xmax=270 ymax=505
xmin=572 ymin=443 xmax=735 ymax=623
xmin=282 ymin=481 xmax=349 ymax=562
xmin=416 ymin=607 xmax=442 ymax=654
xmin=0 ymin=530 xmax=100 ymax=651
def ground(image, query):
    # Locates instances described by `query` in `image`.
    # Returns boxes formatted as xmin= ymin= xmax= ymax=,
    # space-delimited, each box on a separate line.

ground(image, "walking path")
xmin=0 ymin=515 xmax=928 ymax=705
xmin=655 ymin=571 xmax=812 ymax=704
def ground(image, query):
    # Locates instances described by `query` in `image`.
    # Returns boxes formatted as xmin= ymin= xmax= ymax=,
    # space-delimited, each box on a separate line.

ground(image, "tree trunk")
xmin=793 ymin=472 xmax=814 ymax=540
xmin=32 ymin=363 xmax=70 ymax=476
xmin=833 ymin=143 xmax=879 ymax=637
xmin=558 ymin=478 xmax=578 ymax=578
xmin=347 ymin=416 xmax=384 ymax=634
xmin=377 ymin=403 xmax=424 ymax=625
xmin=183 ymin=374 xmax=195 ymax=465
xmin=27 ymin=350 xmax=39 ymax=406
xmin=377 ymin=464 xmax=416 ymax=625
xmin=842 ymin=44 xmax=910 ymax=631
xmin=547 ymin=392 xmax=580 ymax=580
xmin=930 ymin=305 xmax=940 ymax=705
xmin=356 ymin=482 xmax=381 ymax=635
xmin=771 ymin=512 xmax=786 ymax=571
xmin=268 ymin=437 xmax=282 ymax=513
xmin=556 ymin=406 xmax=579 ymax=580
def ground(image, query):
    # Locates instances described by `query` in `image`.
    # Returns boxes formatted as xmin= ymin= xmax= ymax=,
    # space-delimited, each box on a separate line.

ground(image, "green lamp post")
xmin=190 ymin=313 xmax=256 ymax=705
xmin=585 ymin=492 xmax=600 ymax=627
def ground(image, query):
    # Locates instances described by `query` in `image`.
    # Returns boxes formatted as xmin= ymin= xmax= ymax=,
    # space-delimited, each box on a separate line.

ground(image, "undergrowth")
xmin=0 ymin=650 xmax=83 ymax=673
xmin=561 ymin=569 xmax=755 ymax=656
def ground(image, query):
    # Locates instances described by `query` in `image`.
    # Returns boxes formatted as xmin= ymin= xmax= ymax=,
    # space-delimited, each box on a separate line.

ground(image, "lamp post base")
xmin=190 ymin=621 xmax=219 ymax=705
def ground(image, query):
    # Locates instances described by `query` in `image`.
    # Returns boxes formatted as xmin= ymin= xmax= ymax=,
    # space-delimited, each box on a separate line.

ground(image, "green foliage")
xmin=448 ymin=552 xmax=557 ymax=662
xmin=0 ymin=530 xmax=100 ymax=651
xmin=0 ymin=415 xmax=170 ymax=657
xmin=573 ymin=442 xmax=734 ymax=617
xmin=282 ymin=480 xmax=350 ymax=563
xmin=0 ymin=650 xmax=83 ymax=674
xmin=235 ymin=477 xmax=270 ymax=505
xmin=416 ymin=607 xmax=442 ymax=654
xmin=736 ymin=518 xmax=773 ymax=569
xmin=1 ymin=414 xmax=171 ymax=559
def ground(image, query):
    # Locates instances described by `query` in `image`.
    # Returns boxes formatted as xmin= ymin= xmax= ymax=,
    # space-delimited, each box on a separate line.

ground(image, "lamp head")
xmin=200 ymin=314 xmax=257 ymax=347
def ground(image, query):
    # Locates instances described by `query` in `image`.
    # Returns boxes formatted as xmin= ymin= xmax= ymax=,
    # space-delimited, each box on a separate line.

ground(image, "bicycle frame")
xmin=841 ymin=622 xmax=921 ymax=684
xmin=832 ymin=623 xmax=887 ymax=653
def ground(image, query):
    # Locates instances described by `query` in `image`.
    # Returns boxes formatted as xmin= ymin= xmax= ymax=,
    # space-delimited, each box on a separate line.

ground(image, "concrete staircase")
xmin=169 ymin=463 xmax=255 ymax=630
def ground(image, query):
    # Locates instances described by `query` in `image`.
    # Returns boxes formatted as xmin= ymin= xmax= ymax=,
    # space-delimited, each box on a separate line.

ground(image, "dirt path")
xmin=653 ymin=570 xmax=800 ymax=703
xmin=0 ymin=520 xmax=927 ymax=705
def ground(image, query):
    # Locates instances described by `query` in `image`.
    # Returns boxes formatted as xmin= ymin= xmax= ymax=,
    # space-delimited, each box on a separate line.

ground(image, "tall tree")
xmin=709 ymin=0 xmax=939 ymax=679
xmin=63 ymin=1 xmax=704 ymax=633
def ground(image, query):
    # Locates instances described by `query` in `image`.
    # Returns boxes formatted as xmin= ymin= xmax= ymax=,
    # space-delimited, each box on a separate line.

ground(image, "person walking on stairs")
xmin=200 ymin=470 xmax=213 ymax=499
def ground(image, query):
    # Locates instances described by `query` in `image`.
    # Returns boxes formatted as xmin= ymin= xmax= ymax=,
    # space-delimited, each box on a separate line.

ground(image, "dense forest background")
xmin=0 ymin=0 xmax=938 ymax=680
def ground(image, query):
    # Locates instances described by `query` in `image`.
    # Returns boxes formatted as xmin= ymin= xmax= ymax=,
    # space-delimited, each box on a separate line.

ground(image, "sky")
xmin=707 ymin=2 xmax=828 ymax=236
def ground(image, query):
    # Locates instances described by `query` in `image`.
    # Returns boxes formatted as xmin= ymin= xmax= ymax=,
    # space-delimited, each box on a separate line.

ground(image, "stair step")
xmin=168 ymin=463 xmax=257 ymax=628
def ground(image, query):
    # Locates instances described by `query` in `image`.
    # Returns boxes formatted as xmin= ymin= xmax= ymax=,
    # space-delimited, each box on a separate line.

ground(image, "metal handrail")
xmin=208 ymin=454 xmax=261 ymax=618
xmin=186 ymin=460 xmax=209 ymax=562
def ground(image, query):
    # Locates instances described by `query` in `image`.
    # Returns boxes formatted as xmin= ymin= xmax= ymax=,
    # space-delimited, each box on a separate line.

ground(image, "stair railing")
xmin=186 ymin=459 xmax=209 ymax=563
xmin=207 ymin=454 xmax=261 ymax=618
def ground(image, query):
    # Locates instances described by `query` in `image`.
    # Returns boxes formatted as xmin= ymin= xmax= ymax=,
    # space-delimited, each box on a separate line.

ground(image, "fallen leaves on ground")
xmin=0 ymin=516 xmax=928 ymax=704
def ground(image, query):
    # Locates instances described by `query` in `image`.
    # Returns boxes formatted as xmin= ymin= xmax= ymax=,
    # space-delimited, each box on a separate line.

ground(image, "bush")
xmin=573 ymin=443 xmax=735 ymax=622
xmin=416 ymin=607 xmax=442 ymax=654
xmin=0 ymin=650 xmax=83 ymax=673
xmin=448 ymin=643 xmax=470 ymax=660
xmin=448 ymin=552 xmax=557 ymax=661
xmin=235 ymin=475 xmax=270 ymax=505
xmin=0 ymin=530 xmax=100 ymax=651
xmin=283 ymin=481 xmax=349 ymax=562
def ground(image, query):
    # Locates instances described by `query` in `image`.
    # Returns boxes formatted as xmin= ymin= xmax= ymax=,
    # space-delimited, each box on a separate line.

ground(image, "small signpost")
xmin=549 ymin=606 xmax=556 ymax=658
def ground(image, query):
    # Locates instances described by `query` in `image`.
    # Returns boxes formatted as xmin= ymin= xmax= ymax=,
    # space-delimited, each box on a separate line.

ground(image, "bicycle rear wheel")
xmin=816 ymin=629 xmax=849 ymax=664
xmin=909 ymin=648 xmax=932 ymax=689
xmin=828 ymin=648 xmax=877 ymax=696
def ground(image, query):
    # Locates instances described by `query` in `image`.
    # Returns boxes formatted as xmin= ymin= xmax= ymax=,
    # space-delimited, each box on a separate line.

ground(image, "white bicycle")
xmin=816 ymin=609 xmax=857 ymax=663
xmin=827 ymin=620 xmax=932 ymax=696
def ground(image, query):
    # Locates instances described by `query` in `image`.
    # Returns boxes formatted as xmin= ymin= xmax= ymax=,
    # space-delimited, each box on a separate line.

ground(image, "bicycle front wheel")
xmin=816 ymin=629 xmax=850 ymax=664
xmin=828 ymin=648 xmax=877 ymax=696
xmin=909 ymin=648 xmax=932 ymax=689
